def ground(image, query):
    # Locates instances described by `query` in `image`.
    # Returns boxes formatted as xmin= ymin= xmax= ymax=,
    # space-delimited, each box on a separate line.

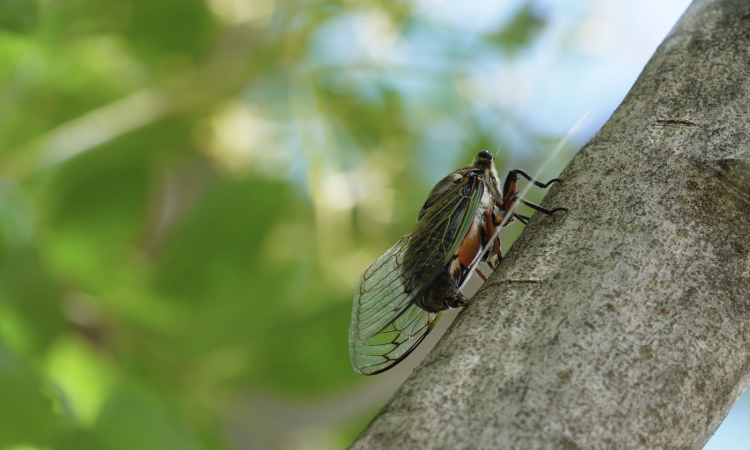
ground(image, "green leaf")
xmin=0 ymin=342 xmax=59 ymax=446
xmin=0 ymin=0 xmax=38 ymax=33
xmin=485 ymin=3 xmax=545 ymax=53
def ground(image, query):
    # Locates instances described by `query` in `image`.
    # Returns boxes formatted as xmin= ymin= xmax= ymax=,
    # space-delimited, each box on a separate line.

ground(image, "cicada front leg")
xmin=483 ymin=209 xmax=502 ymax=261
xmin=501 ymin=169 xmax=567 ymax=220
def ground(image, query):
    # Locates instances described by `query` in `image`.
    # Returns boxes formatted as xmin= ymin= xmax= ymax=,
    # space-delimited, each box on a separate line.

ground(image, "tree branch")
xmin=349 ymin=0 xmax=750 ymax=448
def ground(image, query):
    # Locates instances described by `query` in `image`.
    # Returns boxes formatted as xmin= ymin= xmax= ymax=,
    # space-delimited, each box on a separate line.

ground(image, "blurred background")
xmin=0 ymin=0 xmax=747 ymax=449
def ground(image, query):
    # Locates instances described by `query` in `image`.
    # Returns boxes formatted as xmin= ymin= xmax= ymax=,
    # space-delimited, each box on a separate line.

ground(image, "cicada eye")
xmin=477 ymin=150 xmax=493 ymax=160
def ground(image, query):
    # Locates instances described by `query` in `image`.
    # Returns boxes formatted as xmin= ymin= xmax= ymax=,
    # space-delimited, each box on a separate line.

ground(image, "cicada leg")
xmin=462 ymin=208 xmax=504 ymax=285
xmin=511 ymin=197 xmax=568 ymax=215
xmin=501 ymin=171 xmax=519 ymax=211
xmin=482 ymin=209 xmax=502 ymax=260
xmin=473 ymin=252 xmax=501 ymax=283
xmin=501 ymin=169 xmax=566 ymax=220
xmin=514 ymin=213 xmax=530 ymax=225
xmin=510 ymin=169 xmax=563 ymax=189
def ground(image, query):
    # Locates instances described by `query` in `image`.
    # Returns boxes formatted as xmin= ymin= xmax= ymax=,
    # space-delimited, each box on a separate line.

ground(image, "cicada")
xmin=349 ymin=150 xmax=566 ymax=375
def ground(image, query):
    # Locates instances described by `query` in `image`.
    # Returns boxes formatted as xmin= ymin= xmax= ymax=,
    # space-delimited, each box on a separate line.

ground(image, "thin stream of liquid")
xmin=458 ymin=99 xmax=605 ymax=293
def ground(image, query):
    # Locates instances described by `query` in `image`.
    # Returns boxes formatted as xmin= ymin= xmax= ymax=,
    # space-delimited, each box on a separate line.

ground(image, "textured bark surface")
xmin=349 ymin=0 xmax=750 ymax=448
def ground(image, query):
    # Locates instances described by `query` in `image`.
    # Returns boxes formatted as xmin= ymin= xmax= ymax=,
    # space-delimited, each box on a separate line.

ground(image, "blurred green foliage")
xmin=0 ymin=0 xmax=564 ymax=448
xmin=485 ymin=4 xmax=545 ymax=52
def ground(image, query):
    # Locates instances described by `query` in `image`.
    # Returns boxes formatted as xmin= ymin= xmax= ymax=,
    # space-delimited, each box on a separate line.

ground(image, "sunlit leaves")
xmin=0 ymin=0 xmax=563 ymax=447
xmin=46 ymin=336 xmax=117 ymax=426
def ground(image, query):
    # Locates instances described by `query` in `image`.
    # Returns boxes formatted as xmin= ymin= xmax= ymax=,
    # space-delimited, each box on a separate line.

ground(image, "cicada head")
xmin=473 ymin=150 xmax=494 ymax=167
xmin=472 ymin=150 xmax=503 ymax=201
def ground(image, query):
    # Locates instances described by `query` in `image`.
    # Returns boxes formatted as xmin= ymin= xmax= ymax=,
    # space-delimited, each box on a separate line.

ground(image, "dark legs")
xmin=459 ymin=169 xmax=566 ymax=296
xmin=501 ymin=169 xmax=567 ymax=225
xmin=514 ymin=213 xmax=529 ymax=225
xmin=510 ymin=169 xmax=562 ymax=189
xmin=483 ymin=209 xmax=502 ymax=260
xmin=511 ymin=197 xmax=568 ymax=216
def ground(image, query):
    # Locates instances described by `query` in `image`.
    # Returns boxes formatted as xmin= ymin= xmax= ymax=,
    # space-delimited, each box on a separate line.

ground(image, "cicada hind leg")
xmin=471 ymin=248 xmax=501 ymax=284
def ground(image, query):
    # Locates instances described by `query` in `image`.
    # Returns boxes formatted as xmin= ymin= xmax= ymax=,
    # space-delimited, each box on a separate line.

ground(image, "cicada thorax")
xmin=416 ymin=174 xmax=500 ymax=313
xmin=399 ymin=174 xmax=479 ymax=312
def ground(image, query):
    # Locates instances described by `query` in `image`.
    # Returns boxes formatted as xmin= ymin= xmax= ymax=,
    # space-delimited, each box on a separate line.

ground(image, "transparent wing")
xmin=349 ymin=175 xmax=483 ymax=375
xmin=350 ymin=305 xmax=443 ymax=375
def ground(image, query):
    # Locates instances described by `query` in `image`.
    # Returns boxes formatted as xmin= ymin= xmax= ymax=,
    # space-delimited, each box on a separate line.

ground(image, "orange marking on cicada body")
xmin=458 ymin=219 xmax=482 ymax=267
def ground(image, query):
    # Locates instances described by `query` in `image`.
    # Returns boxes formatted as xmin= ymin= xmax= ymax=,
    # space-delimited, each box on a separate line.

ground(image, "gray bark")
xmin=349 ymin=0 xmax=750 ymax=449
